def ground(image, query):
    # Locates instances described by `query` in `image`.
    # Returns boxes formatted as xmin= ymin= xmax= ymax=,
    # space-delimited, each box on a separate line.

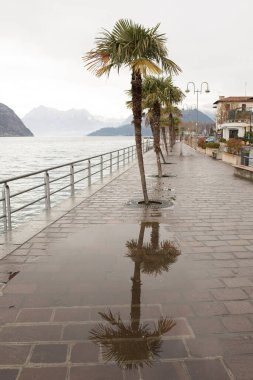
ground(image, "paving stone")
xmin=221 ymin=316 xmax=253 ymax=332
xmin=141 ymin=362 xmax=189 ymax=379
xmin=188 ymin=317 xmax=225 ymax=335
xmin=30 ymin=343 xmax=68 ymax=363
xmin=54 ymin=307 xmax=90 ymax=322
xmin=191 ymin=302 xmax=227 ymax=316
xmin=164 ymin=318 xmax=192 ymax=337
xmin=182 ymin=290 xmax=214 ymax=302
xmin=69 ymin=365 xmax=122 ymax=380
xmin=16 ymin=308 xmax=53 ymax=322
xmin=71 ymin=342 xmax=99 ymax=363
xmin=185 ymin=359 xmax=230 ymax=380
xmin=225 ymin=301 xmax=253 ymax=314
xmin=223 ymin=278 xmax=253 ymax=287
xmin=211 ymin=288 xmax=248 ymax=301
xmin=224 ymin=355 xmax=253 ymax=380
xmin=159 ymin=339 xmax=188 ymax=358
xmin=0 ymin=325 xmax=62 ymax=342
xmin=162 ymin=304 xmax=194 ymax=317
xmin=18 ymin=367 xmax=67 ymax=380
xmin=0 ymin=344 xmax=31 ymax=364
xmin=0 ymin=369 xmax=19 ymax=380
xmin=62 ymin=323 xmax=97 ymax=340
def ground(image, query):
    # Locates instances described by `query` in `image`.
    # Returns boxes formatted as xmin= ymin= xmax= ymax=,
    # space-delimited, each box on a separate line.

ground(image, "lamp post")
xmin=185 ymin=82 xmax=210 ymax=145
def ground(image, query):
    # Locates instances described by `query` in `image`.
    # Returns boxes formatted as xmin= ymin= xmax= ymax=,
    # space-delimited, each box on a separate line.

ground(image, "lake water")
xmin=0 ymin=136 xmax=136 ymax=231
xmin=0 ymin=136 xmax=136 ymax=180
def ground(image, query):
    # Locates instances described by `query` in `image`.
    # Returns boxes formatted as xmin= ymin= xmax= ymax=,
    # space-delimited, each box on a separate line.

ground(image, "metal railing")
xmin=0 ymin=140 xmax=152 ymax=231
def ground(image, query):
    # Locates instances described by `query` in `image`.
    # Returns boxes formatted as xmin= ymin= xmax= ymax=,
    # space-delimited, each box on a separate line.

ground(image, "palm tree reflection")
xmin=89 ymin=222 xmax=181 ymax=374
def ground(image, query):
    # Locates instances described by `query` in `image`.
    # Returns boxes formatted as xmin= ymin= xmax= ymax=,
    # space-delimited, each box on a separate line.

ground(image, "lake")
xmin=0 ymin=136 xmax=136 ymax=230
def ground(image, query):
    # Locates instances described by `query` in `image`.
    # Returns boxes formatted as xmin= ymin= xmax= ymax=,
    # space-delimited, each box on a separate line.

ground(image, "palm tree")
xmin=89 ymin=222 xmax=181 ymax=376
xmin=142 ymin=77 xmax=184 ymax=176
xmin=84 ymin=19 xmax=181 ymax=204
xmin=164 ymin=87 xmax=184 ymax=151
xmin=142 ymin=76 xmax=169 ymax=177
xmin=160 ymin=110 xmax=170 ymax=155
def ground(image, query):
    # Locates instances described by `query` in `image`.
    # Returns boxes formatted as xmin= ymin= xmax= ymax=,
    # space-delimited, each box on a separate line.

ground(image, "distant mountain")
xmin=89 ymin=109 xmax=214 ymax=136
xmin=0 ymin=103 xmax=33 ymax=137
xmin=181 ymin=109 xmax=214 ymax=123
xmin=22 ymin=106 xmax=123 ymax=136
xmin=89 ymin=123 xmax=152 ymax=136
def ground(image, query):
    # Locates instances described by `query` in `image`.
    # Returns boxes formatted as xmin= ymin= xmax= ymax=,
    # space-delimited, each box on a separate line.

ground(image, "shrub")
xmin=226 ymin=138 xmax=243 ymax=155
xmin=206 ymin=142 xmax=220 ymax=149
xmin=197 ymin=137 xmax=206 ymax=149
xmin=219 ymin=137 xmax=226 ymax=143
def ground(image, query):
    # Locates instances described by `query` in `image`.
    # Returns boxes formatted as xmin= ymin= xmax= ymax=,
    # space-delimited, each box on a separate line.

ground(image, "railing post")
xmin=88 ymin=160 xmax=91 ymax=186
xmin=2 ymin=185 xmax=7 ymax=232
xmin=5 ymin=183 xmax=12 ymax=230
xmin=44 ymin=171 xmax=51 ymax=209
xmin=70 ymin=164 xmax=75 ymax=196
xmin=100 ymin=155 xmax=103 ymax=179
xmin=123 ymin=148 xmax=126 ymax=166
xmin=110 ymin=153 xmax=113 ymax=174
xmin=117 ymin=150 xmax=120 ymax=169
xmin=128 ymin=147 xmax=130 ymax=163
xmin=146 ymin=139 xmax=149 ymax=152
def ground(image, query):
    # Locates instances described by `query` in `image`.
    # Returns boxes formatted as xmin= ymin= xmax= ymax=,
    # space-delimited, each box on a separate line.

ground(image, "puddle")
xmin=149 ymin=174 xmax=177 ymax=178
xmin=126 ymin=200 xmax=174 ymax=209
xmin=0 ymin=224 xmax=220 ymax=377
xmin=0 ymin=271 xmax=20 ymax=296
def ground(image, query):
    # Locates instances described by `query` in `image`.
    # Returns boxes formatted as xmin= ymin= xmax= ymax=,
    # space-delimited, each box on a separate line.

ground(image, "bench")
xmin=234 ymin=165 xmax=253 ymax=182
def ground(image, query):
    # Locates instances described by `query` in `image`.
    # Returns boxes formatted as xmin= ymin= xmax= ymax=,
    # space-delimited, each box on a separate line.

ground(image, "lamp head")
xmin=185 ymin=88 xmax=190 ymax=93
xmin=205 ymin=85 xmax=210 ymax=93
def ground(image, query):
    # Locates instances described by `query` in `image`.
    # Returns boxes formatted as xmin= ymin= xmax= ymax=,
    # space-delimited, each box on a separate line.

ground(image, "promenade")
xmin=0 ymin=144 xmax=253 ymax=380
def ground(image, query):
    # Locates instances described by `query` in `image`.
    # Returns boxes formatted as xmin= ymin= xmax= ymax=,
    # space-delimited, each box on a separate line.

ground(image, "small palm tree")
xmin=142 ymin=77 xmax=184 ymax=176
xmin=164 ymin=86 xmax=184 ymax=151
xmin=84 ymin=19 xmax=181 ymax=204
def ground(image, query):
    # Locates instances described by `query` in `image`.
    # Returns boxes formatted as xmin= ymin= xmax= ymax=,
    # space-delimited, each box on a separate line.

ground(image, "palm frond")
xmin=84 ymin=19 xmax=181 ymax=78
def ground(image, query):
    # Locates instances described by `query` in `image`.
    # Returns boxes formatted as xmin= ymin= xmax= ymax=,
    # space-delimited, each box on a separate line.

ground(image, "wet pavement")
xmin=0 ymin=144 xmax=253 ymax=379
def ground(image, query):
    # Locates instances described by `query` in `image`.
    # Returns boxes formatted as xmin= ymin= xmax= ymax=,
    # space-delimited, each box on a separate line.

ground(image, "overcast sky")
xmin=0 ymin=0 xmax=252 ymax=119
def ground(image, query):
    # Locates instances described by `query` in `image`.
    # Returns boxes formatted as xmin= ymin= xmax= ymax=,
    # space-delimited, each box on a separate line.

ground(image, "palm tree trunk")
xmin=161 ymin=127 xmax=169 ymax=155
xmin=153 ymin=102 xmax=162 ymax=177
xmin=151 ymin=222 xmax=159 ymax=249
xmin=131 ymin=222 xmax=145 ymax=331
xmin=131 ymin=261 xmax=141 ymax=331
xmin=150 ymin=121 xmax=165 ymax=164
xmin=169 ymin=113 xmax=174 ymax=152
xmin=131 ymin=70 xmax=149 ymax=204
xmin=159 ymin=147 xmax=166 ymax=163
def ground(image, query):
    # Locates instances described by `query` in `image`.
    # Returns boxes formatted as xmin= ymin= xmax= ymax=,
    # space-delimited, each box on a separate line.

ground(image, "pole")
xmin=196 ymin=90 xmax=199 ymax=136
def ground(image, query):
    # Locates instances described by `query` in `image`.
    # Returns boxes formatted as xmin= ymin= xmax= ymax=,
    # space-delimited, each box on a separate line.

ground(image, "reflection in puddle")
xmin=0 ymin=271 xmax=19 ymax=299
xmin=7 ymin=271 xmax=19 ymax=283
xmin=89 ymin=223 xmax=181 ymax=374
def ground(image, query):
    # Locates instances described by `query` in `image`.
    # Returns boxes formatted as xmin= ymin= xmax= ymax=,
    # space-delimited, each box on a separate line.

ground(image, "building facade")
xmin=213 ymin=96 xmax=253 ymax=140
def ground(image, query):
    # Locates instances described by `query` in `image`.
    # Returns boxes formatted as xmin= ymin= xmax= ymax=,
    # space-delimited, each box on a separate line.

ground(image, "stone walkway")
xmin=0 ymin=144 xmax=253 ymax=380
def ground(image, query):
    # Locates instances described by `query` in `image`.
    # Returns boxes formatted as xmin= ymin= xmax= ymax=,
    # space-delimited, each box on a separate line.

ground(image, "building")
xmin=213 ymin=96 xmax=253 ymax=140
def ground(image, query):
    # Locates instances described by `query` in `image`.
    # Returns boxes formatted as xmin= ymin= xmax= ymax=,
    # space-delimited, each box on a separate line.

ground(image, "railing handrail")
xmin=0 ymin=143 xmax=138 ymax=184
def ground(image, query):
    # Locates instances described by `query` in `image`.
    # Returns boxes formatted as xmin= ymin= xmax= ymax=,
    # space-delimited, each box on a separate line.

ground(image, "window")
xmin=242 ymin=104 xmax=246 ymax=111
xmin=229 ymin=129 xmax=238 ymax=138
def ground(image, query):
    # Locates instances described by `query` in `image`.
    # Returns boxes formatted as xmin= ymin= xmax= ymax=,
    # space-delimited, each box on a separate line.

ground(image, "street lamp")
xmin=185 ymin=82 xmax=210 ymax=139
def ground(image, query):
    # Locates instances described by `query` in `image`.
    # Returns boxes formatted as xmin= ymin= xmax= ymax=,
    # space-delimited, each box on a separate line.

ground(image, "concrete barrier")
xmin=222 ymin=152 xmax=241 ymax=166
xmin=234 ymin=165 xmax=253 ymax=181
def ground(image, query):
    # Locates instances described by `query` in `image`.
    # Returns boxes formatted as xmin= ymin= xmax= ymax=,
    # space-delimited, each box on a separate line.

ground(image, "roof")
xmin=213 ymin=96 xmax=253 ymax=105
